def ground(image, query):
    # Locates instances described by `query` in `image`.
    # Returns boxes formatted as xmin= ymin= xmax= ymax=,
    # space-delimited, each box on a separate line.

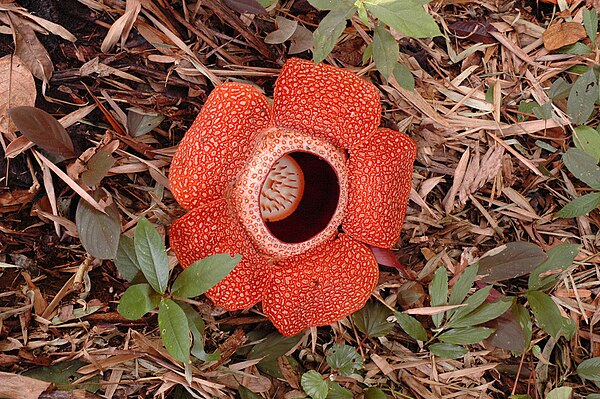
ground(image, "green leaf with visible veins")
xmin=394 ymin=311 xmax=427 ymax=341
xmin=364 ymin=0 xmax=441 ymax=38
xmin=159 ymin=298 xmax=191 ymax=363
xmin=171 ymin=254 xmax=241 ymax=298
xmin=437 ymin=327 xmax=494 ymax=345
xmin=372 ymin=24 xmax=399 ymax=79
xmin=527 ymin=291 xmax=576 ymax=339
xmin=134 ymin=217 xmax=169 ymax=294
xmin=301 ymin=370 xmax=329 ymax=399
xmin=117 ymin=284 xmax=160 ymax=320
xmin=312 ymin=3 xmax=356 ymax=63
xmin=557 ymin=192 xmax=600 ymax=218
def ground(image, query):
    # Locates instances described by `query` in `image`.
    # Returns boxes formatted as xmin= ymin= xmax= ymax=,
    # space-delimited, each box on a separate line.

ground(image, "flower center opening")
xmin=260 ymin=152 xmax=340 ymax=244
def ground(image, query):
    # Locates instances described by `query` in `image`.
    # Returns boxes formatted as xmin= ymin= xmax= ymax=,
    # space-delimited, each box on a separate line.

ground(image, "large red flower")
xmin=169 ymin=58 xmax=416 ymax=336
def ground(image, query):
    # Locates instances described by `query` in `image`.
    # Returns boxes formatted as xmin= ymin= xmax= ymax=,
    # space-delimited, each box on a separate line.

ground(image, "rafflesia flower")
xmin=169 ymin=58 xmax=416 ymax=336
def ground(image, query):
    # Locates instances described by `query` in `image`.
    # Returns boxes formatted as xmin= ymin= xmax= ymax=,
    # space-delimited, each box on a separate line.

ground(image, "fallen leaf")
xmin=101 ymin=0 xmax=142 ymax=53
xmin=0 ymin=54 xmax=36 ymax=139
xmin=8 ymin=12 xmax=54 ymax=84
xmin=0 ymin=371 xmax=51 ymax=399
xmin=543 ymin=21 xmax=587 ymax=51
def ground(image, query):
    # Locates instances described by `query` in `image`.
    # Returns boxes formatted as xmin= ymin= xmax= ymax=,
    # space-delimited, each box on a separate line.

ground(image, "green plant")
xmin=115 ymin=217 xmax=240 ymax=363
xmin=308 ymin=0 xmax=441 ymax=88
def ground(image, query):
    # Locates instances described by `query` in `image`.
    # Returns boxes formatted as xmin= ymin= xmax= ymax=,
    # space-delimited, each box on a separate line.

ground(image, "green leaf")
xmin=308 ymin=0 xmax=352 ymax=10
xmin=301 ymin=370 xmax=329 ymax=399
xmin=437 ymin=327 xmax=494 ymax=345
xmin=548 ymin=77 xmax=572 ymax=100
xmin=478 ymin=242 xmax=547 ymax=283
xmin=362 ymin=42 xmax=373 ymax=65
xmin=364 ymin=0 xmax=441 ymax=38
xmin=527 ymin=291 xmax=574 ymax=339
xmin=134 ymin=217 xmax=169 ymax=294
xmin=557 ymin=192 xmax=600 ymax=218
xmin=393 ymin=63 xmax=415 ymax=91
xmin=312 ymin=4 xmax=356 ymax=63
xmin=22 ymin=360 xmax=101 ymax=392
xmin=429 ymin=266 xmax=448 ymax=328
xmin=326 ymin=344 xmax=363 ymax=376
xmin=248 ymin=331 xmax=304 ymax=363
xmin=428 ymin=343 xmax=468 ymax=359
xmin=327 ymin=382 xmax=352 ymax=399
xmin=81 ymin=149 xmax=116 ymax=186
xmin=567 ymin=68 xmax=598 ymax=125
xmin=238 ymin=386 xmax=262 ymax=399
xmin=577 ymin=356 xmax=600 ymax=382
xmin=546 ymin=387 xmax=573 ymax=399
xmin=352 ymin=301 xmax=394 ymax=337
xmin=372 ymin=25 xmax=399 ymax=79
xmin=363 ymin=387 xmax=386 ymax=399
xmin=127 ymin=108 xmax=165 ymax=137
xmin=448 ymin=297 xmax=514 ymax=329
xmin=573 ymin=125 xmax=600 ymax=162
xmin=532 ymin=102 xmax=553 ymax=120
xmin=178 ymin=302 xmax=218 ymax=361
xmin=583 ymin=8 xmax=598 ymax=45
xmin=563 ymin=148 xmax=600 ymax=190
xmin=117 ymin=284 xmax=160 ymax=320
xmin=115 ymin=235 xmax=142 ymax=282
xmin=171 ymin=254 xmax=241 ymax=298
xmin=394 ymin=311 xmax=427 ymax=341
xmin=158 ymin=298 xmax=191 ymax=363
xmin=448 ymin=263 xmax=478 ymax=308
xmin=529 ymin=244 xmax=580 ymax=291
xmin=75 ymin=193 xmax=121 ymax=260
xmin=448 ymin=285 xmax=492 ymax=325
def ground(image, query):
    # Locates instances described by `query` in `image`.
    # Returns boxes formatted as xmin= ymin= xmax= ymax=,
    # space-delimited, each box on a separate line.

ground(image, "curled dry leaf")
xmin=67 ymin=139 xmax=119 ymax=187
xmin=9 ymin=106 xmax=76 ymax=159
xmin=265 ymin=16 xmax=298 ymax=44
xmin=101 ymin=0 xmax=142 ymax=53
xmin=543 ymin=21 xmax=587 ymax=51
xmin=0 ymin=54 xmax=36 ymax=139
xmin=7 ymin=12 xmax=54 ymax=84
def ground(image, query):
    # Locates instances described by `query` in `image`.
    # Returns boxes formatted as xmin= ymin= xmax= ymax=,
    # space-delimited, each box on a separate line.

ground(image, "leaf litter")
xmin=0 ymin=0 xmax=598 ymax=398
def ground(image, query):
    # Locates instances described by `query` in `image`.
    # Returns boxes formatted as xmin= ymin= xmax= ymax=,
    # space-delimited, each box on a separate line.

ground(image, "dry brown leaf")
xmin=0 ymin=54 xmax=36 ymax=140
xmin=0 ymin=188 xmax=36 ymax=213
xmin=7 ymin=12 xmax=53 ymax=84
xmin=543 ymin=21 xmax=587 ymax=51
xmin=101 ymin=0 xmax=142 ymax=53
xmin=0 ymin=371 xmax=52 ymax=399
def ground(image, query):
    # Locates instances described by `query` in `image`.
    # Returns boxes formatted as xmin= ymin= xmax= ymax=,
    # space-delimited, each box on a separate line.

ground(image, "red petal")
xmin=263 ymin=234 xmax=378 ymax=336
xmin=169 ymin=83 xmax=271 ymax=210
xmin=344 ymin=128 xmax=416 ymax=247
xmin=170 ymin=200 xmax=269 ymax=310
xmin=272 ymin=58 xmax=381 ymax=149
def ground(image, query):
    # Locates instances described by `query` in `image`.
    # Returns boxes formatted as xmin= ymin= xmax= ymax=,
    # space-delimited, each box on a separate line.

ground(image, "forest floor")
xmin=0 ymin=0 xmax=599 ymax=398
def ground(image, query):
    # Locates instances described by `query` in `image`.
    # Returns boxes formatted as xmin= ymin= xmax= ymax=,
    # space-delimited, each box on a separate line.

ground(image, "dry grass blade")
xmin=101 ymin=0 xmax=142 ymax=53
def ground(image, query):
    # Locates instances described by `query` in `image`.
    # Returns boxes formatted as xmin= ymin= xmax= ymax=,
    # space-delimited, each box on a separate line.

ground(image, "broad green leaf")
xmin=127 ymin=108 xmax=165 ymax=137
xmin=559 ymin=42 xmax=593 ymax=54
xmin=301 ymin=370 xmax=329 ymax=399
xmin=312 ymin=4 xmax=356 ymax=63
xmin=115 ymin=235 xmax=142 ymax=282
xmin=179 ymin=302 xmax=219 ymax=362
xmin=448 ymin=264 xmax=478 ymax=308
xmin=437 ymin=327 xmax=494 ymax=345
xmin=562 ymin=148 xmax=600 ymax=190
xmin=248 ymin=331 xmax=303 ymax=363
xmin=479 ymin=242 xmax=547 ymax=283
xmin=514 ymin=303 xmax=533 ymax=351
xmin=529 ymin=244 xmax=580 ymax=291
xmin=583 ymin=8 xmax=598 ymax=45
xmin=448 ymin=297 xmax=514 ymax=328
xmin=394 ymin=311 xmax=427 ymax=341
xmin=257 ymin=0 xmax=277 ymax=7
xmin=362 ymin=42 xmax=373 ymax=65
xmin=448 ymin=285 xmax=492 ymax=324
xmin=372 ymin=25 xmax=398 ymax=79
xmin=548 ymin=77 xmax=572 ymax=100
xmin=327 ymin=382 xmax=352 ymax=399
xmin=134 ymin=217 xmax=169 ymax=294
xmin=326 ymin=344 xmax=363 ymax=376
xmin=76 ymin=192 xmax=121 ymax=260
xmin=171 ymin=254 xmax=241 ymax=298
xmin=577 ymin=356 xmax=600 ymax=382
xmin=557 ymin=192 xmax=600 ymax=218
xmin=22 ymin=360 xmax=100 ymax=392
xmin=546 ymin=387 xmax=572 ymax=399
xmin=308 ymin=0 xmax=352 ymax=10
xmin=81 ymin=148 xmax=116 ymax=186
xmin=393 ymin=63 xmax=415 ymax=91
xmin=532 ymin=102 xmax=553 ymax=120
xmin=527 ymin=291 xmax=573 ymax=339
xmin=117 ymin=283 xmax=160 ymax=320
xmin=357 ymin=2 xmax=369 ymax=25
xmin=159 ymin=298 xmax=191 ymax=363
xmin=352 ymin=301 xmax=394 ymax=337
xmin=429 ymin=266 xmax=448 ymax=328
xmin=364 ymin=0 xmax=441 ymax=38
xmin=567 ymin=68 xmax=598 ymax=125
xmin=518 ymin=100 xmax=541 ymax=121
xmin=573 ymin=125 xmax=600 ymax=162
xmin=363 ymin=387 xmax=386 ymax=399
xmin=239 ymin=386 xmax=262 ymax=399
xmin=9 ymin=106 xmax=76 ymax=159
xmin=428 ymin=343 xmax=468 ymax=359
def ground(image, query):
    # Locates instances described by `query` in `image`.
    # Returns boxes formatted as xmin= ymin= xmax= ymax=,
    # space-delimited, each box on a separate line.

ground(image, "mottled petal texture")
xmin=263 ymin=234 xmax=378 ymax=336
xmin=170 ymin=200 xmax=269 ymax=310
xmin=344 ymin=128 xmax=416 ymax=247
xmin=272 ymin=58 xmax=381 ymax=149
xmin=169 ymin=83 xmax=271 ymax=210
